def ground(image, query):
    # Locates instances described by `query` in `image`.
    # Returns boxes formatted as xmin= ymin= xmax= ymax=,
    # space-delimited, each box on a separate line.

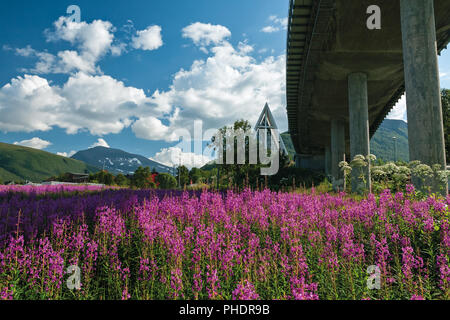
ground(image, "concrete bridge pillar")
xmin=400 ymin=0 xmax=448 ymax=195
xmin=348 ymin=73 xmax=371 ymax=194
xmin=331 ymin=120 xmax=345 ymax=190
xmin=325 ymin=146 xmax=331 ymax=177
xmin=297 ymin=154 xmax=325 ymax=171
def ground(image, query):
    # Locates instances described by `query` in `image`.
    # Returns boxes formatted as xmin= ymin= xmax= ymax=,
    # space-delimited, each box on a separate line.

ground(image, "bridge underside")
xmin=287 ymin=0 xmax=450 ymax=162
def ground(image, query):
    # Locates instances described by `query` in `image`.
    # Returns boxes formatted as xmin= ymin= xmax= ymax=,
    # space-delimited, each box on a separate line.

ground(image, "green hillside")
xmin=370 ymin=119 xmax=409 ymax=162
xmin=0 ymin=142 xmax=99 ymax=183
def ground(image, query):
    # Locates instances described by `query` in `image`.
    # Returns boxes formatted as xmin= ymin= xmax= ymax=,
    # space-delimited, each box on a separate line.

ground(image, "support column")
xmin=325 ymin=146 xmax=331 ymax=177
xmin=348 ymin=73 xmax=371 ymax=194
xmin=294 ymin=154 xmax=301 ymax=168
xmin=400 ymin=0 xmax=448 ymax=195
xmin=331 ymin=120 xmax=345 ymax=190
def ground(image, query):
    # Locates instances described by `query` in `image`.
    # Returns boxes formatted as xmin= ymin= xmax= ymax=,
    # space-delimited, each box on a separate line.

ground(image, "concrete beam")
xmin=348 ymin=73 xmax=371 ymax=194
xmin=331 ymin=120 xmax=345 ymax=190
xmin=400 ymin=0 xmax=448 ymax=195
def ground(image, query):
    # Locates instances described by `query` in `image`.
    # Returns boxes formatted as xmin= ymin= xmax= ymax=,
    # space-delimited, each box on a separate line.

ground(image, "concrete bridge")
xmin=286 ymin=0 xmax=450 ymax=192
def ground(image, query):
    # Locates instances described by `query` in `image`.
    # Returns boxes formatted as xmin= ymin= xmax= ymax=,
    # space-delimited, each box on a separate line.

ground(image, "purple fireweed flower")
xmin=405 ymin=184 xmax=415 ymax=196
xmin=170 ymin=268 xmax=184 ymax=299
xmin=437 ymin=254 xmax=450 ymax=291
xmin=401 ymin=246 xmax=423 ymax=280
xmin=232 ymin=280 xmax=260 ymax=300
xmin=1 ymin=185 xmax=448 ymax=300
xmin=206 ymin=265 xmax=221 ymax=299
xmin=290 ymin=277 xmax=319 ymax=300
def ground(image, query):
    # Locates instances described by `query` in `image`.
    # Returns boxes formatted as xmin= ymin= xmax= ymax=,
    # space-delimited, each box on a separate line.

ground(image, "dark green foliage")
xmin=114 ymin=174 xmax=129 ymax=187
xmin=176 ymin=165 xmax=190 ymax=186
xmin=89 ymin=170 xmax=115 ymax=185
xmin=131 ymin=166 xmax=157 ymax=189
xmin=155 ymin=173 xmax=177 ymax=189
xmin=0 ymin=142 xmax=98 ymax=183
xmin=189 ymin=167 xmax=203 ymax=184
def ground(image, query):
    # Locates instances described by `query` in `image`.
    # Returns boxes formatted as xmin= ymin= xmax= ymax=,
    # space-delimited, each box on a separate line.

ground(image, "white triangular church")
xmin=254 ymin=103 xmax=288 ymax=156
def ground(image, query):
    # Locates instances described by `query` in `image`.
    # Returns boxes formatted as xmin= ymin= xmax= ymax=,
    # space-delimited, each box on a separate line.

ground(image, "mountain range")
xmin=71 ymin=147 xmax=173 ymax=175
xmin=0 ymin=119 xmax=409 ymax=183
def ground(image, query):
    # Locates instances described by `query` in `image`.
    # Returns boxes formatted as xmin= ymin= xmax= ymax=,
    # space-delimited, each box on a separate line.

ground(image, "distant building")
xmin=41 ymin=181 xmax=105 ymax=187
xmin=66 ymin=173 xmax=90 ymax=183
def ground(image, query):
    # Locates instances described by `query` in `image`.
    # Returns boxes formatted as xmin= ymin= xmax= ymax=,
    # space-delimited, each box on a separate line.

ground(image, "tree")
xmin=210 ymin=120 xmax=253 ymax=187
xmin=189 ymin=167 xmax=203 ymax=184
xmin=177 ymin=165 xmax=190 ymax=187
xmin=131 ymin=166 xmax=157 ymax=189
xmin=90 ymin=170 xmax=114 ymax=185
xmin=114 ymin=173 xmax=129 ymax=187
xmin=441 ymin=89 xmax=450 ymax=161
xmin=209 ymin=118 xmax=292 ymax=190
xmin=155 ymin=173 xmax=177 ymax=189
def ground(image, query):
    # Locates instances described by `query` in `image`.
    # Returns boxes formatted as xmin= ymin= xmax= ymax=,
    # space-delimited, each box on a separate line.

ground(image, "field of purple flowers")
xmin=0 ymin=185 xmax=449 ymax=300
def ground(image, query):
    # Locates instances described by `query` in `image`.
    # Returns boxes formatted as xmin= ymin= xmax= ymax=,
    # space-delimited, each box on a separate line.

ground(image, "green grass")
xmin=0 ymin=142 xmax=99 ymax=183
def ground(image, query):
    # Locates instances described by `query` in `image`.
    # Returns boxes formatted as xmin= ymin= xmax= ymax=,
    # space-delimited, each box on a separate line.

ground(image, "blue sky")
xmin=0 ymin=0 xmax=289 ymax=167
xmin=0 ymin=0 xmax=449 ymax=168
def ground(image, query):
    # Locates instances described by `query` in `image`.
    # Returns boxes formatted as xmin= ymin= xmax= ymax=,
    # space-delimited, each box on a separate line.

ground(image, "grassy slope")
xmin=370 ymin=119 xmax=409 ymax=162
xmin=0 ymin=142 xmax=99 ymax=183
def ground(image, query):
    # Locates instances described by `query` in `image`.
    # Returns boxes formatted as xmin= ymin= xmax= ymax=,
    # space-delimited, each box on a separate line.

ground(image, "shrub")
xmin=155 ymin=173 xmax=177 ymax=190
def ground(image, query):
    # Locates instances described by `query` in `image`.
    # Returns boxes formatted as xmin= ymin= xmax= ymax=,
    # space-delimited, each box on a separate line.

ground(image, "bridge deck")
xmin=286 ymin=0 xmax=450 ymax=156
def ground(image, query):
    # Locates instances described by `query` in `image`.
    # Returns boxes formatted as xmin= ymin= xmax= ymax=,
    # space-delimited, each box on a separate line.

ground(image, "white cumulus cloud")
xmin=13 ymin=137 xmax=52 ymax=150
xmin=46 ymin=17 xmax=115 ymax=58
xmin=261 ymin=26 xmax=279 ymax=33
xmin=182 ymin=22 xmax=231 ymax=46
xmin=151 ymin=147 xmax=211 ymax=169
xmin=386 ymin=95 xmax=408 ymax=122
xmin=1 ymin=21 xmax=286 ymax=145
xmin=132 ymin=24 xmax=287 ymax=141
xmin=57 ymin=150 xmax=76 ymax=158
xmin=0 ymin=72 xmax=155 ymax=135
xmin=261 ymin=15 xmax=288 ymax=33
xmin=0 ymin=75 xmax=64 ymax=132
xmin=19 ymin=17 xmax=119 ymax=75
xmin=90 ymin=138 xmax=110 ymax=148
xmin=132 ymin=25 xmax=163 ymax=51
xmin=14 ymin=16 xmax=157 ymax=75
xmin=132 ymin=116 xmax=179 ymax=142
